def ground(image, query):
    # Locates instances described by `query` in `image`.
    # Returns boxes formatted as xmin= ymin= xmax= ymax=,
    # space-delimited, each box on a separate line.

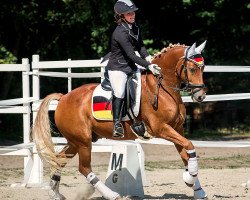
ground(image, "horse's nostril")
xmin=198 ymin=95 xmax=204 ymax=101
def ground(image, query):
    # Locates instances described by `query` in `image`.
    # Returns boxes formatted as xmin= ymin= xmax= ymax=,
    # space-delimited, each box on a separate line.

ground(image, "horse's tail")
xmin=32 ymin=93 xmax=66 ymax=172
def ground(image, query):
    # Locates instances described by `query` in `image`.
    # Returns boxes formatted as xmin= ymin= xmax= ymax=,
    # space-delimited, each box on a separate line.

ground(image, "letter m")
xmin=111 ymin=153 xmax=123 ymax=170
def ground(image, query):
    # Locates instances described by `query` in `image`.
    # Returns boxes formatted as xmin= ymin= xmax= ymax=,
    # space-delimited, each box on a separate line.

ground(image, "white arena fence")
xmin=0 ymin=55 xmax=250 ymax=187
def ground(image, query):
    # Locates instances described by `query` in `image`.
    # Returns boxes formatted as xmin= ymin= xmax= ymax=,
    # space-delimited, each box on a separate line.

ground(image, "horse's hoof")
xmin=58 ymin=194 xmax=66 ymax=200
xmin=116 ymin=196 xmax=131 ymax=200
xmin=194 ymin=187 xmax=207 ymax=199
xmin=53 ymin=194 xmax=66 ymax=200
xmin=48 ymin=190 xmax=66 ymax=200
xmin=110 ymin=193 xmax=120 ymax=200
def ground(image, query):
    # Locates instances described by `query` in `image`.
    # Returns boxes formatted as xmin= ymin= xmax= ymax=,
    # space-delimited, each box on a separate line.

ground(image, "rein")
xmin=145 ymin=72 xmax=183 ymax=108
xmin=145 ymin=71 xmax=162 ymax=108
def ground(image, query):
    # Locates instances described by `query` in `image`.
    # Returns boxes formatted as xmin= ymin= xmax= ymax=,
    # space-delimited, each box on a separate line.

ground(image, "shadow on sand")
xmin=90 ymin=193 xmax=192 ymax=200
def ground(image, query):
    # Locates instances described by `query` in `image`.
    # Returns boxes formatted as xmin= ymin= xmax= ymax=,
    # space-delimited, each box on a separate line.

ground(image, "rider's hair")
xmin=114 ymin=13 xmax=125 ymax=24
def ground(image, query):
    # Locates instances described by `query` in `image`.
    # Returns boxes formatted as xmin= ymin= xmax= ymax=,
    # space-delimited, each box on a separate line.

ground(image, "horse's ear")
xmin=187 ymin=42 xmax=196 ymax=57
xmin=195 ymin=40 xmax=207 ymax=54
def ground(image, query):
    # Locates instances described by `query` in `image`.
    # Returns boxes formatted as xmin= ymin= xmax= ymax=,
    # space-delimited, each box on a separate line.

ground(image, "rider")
xmin=106 ymin=0 xmax=161 ymax=138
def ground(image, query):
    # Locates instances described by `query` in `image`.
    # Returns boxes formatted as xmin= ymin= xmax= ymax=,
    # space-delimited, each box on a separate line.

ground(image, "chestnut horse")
xmin=32 ymin=42 xmax=208 ymax=200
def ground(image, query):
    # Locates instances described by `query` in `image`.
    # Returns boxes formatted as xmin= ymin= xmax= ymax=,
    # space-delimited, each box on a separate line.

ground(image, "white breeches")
xmin=108 ymin=70 xmax=127 ymax=98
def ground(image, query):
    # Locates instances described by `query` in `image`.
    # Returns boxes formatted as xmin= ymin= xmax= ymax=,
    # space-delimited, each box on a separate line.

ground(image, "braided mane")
xmin=153 ymin=43 xmax=187 ymax=59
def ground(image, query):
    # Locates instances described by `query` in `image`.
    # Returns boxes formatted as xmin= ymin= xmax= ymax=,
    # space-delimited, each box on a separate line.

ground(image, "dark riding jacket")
xmin=106 ymin=22 xmax=150 ymax=74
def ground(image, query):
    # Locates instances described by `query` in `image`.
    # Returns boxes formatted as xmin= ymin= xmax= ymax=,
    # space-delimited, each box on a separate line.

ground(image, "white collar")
xmin=124 ymin=21 xmax=132 ymax=29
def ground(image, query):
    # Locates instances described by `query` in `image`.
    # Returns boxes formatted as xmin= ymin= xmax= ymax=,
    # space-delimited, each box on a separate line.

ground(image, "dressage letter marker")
xmin=111 ymin=153 xmax=123 ymax=170
xmin=105 ymin=145 xmax=144 ymax=197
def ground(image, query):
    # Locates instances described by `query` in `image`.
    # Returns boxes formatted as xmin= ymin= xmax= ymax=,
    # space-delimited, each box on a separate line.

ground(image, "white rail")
xmin=205 ymin=65 xmax=250 ymax=72
xmin=0 ymin=58 xmax=34 ymax=185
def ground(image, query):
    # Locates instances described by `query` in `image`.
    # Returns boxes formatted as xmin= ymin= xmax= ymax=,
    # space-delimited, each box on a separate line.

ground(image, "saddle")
xmin=92 ymin=70 xmax=141 ymax=121
xmin=92 ymin=70 xmax=151 ymax=140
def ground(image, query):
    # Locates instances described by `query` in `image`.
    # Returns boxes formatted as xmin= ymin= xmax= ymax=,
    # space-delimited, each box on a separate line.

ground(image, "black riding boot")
xmin=112 ymin=96 xmax=124 ymax=138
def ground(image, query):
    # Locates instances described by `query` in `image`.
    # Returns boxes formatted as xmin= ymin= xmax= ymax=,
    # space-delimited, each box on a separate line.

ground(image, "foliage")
xmin=0 ymin=46 xmax=17 ymax=64
xmin=0 ymin=0 xmax=249 ymax=140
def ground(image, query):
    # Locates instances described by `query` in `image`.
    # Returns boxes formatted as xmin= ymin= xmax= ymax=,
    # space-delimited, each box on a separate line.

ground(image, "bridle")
xmin=175 ymin=46 xmax=206 ymax=92
xmin=145 ymin=47 xmax=206 ymax=108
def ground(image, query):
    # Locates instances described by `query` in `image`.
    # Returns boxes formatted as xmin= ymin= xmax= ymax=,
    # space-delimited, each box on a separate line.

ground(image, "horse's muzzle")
xmin=191 ymin=87 xmax=206 ymax=103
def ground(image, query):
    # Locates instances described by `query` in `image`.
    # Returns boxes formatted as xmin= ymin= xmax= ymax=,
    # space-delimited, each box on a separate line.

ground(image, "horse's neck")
xmin=141 ymin=73 xmax=182 ymax=107
xmin=153 ymin=48 xmax=184 ymax=101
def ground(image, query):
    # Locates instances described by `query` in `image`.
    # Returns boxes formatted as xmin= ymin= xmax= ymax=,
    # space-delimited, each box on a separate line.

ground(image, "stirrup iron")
xmin=113 ymin=121 xmax=124 ymax=138
xmin=130 ymin=121 xmax=151 ymax=140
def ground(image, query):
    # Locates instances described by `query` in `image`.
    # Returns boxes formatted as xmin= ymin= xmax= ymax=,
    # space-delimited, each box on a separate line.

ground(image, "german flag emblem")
xmin=92 ymin=96 xmax=113 ymax=120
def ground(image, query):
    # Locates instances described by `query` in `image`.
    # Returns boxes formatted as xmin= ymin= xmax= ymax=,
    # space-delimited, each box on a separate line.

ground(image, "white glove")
xmin=145 ymin=55 xmax=153 ymax=62
xmin=147 ymin=64 xmax=161 ymax=75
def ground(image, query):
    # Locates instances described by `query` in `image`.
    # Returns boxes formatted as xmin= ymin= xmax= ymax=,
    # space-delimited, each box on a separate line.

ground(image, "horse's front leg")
xmin=175 ymin=145 xmax=207 ymax=200
xmin=159 ymin=124 xmax=198 ymax=175
xmin=158 ymin=124 xmax=207 ymax=199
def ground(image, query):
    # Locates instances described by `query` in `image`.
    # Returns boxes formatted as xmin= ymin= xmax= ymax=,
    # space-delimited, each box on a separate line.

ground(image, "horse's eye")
xmin=189 ymin=68 xmax=196 ymax=74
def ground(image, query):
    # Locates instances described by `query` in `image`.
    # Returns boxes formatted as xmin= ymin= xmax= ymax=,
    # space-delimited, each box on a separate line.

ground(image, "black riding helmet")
xmin=114 ymin=0 xmax=138 ymax=15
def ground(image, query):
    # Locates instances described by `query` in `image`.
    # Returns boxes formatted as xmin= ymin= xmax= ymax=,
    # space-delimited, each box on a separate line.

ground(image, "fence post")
xmin=22 ymin=58 xmax=31 ymax=144
xmin=27 ymin=55 xmax=43 ymax=186
xmin=68 ymin=58 xmax=72 ymax=92
xmin=32 ymin=55 xmax=40 ymax=100
xmin=21 ymin=58 xmax=33 ymax=185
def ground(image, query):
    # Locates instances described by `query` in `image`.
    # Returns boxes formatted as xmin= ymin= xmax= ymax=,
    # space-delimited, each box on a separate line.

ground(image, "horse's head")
xmin=175 ymin=41 xmax=207 ymax=102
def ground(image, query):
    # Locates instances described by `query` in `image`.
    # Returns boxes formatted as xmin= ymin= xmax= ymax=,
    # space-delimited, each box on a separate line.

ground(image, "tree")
xmin=0 ymin=0 xmax=249 ymax=140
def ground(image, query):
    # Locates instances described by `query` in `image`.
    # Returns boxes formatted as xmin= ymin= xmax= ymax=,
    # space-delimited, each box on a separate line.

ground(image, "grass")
xmin=145 ymin=155 xmax=250 ymax=171
xmin=185 ymin=129 xmax=250 ymax=141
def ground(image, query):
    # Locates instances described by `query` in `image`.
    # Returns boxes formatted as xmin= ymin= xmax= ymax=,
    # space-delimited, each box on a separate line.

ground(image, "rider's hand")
xmin=145 ymin=55 xmax=152 ymax=62
xmin=147 ymin=64 xmax=161 ymax=75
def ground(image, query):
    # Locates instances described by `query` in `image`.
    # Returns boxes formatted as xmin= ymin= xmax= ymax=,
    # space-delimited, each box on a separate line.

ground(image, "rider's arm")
xmin=115 ymin=32 xmax=150 ymax=67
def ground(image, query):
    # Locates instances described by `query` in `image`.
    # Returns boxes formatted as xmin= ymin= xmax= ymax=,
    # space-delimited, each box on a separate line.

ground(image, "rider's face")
xmin=124 ymin=12 xmax=135 ymax=24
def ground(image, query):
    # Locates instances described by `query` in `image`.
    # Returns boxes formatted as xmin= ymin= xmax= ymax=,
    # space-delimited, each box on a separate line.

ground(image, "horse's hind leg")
xmin=77 ymin=140 xmax=120 ymax=200
xmin=48 ymin=144 xmax=77 ymax=200
xmin=174 ymin=127 xmax=207 ymax=199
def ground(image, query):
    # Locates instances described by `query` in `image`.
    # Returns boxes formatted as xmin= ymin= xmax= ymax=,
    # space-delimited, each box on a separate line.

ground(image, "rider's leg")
xmin=112 ymin=95 xmax=124 ymax=137
xmin=108 ymin=70 xmax=127 ymax=137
